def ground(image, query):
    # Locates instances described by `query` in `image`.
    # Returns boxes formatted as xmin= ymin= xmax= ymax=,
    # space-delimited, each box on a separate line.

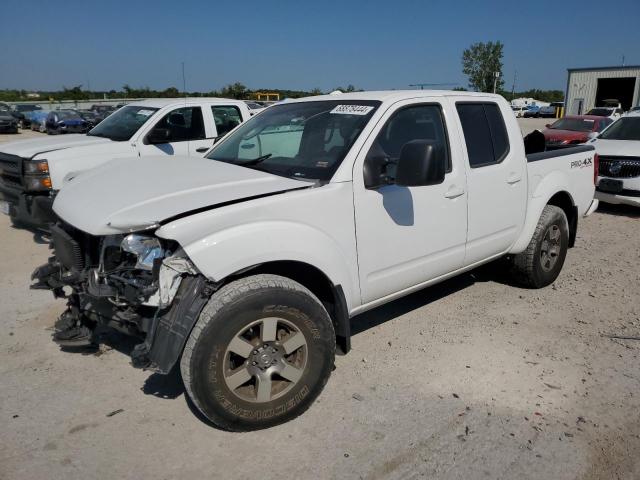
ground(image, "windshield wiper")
xmin=241 ymin=154 xmax=272 ymax=166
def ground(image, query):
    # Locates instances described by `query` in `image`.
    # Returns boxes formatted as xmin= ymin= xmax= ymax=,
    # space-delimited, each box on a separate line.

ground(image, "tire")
xmin=181 ymin=274 xmax=336 ymax=431
xmin=510 ymin=205 xmax=569 ymax=288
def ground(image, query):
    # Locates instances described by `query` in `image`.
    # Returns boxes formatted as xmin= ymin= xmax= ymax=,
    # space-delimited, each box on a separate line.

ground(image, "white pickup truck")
xmin=0 ymin=98 xmax=251 ymax=229
xmin=33 ymin=91 xmax=599 ymax=431
xmin=591 ymin=111 xmax=640 ymax=207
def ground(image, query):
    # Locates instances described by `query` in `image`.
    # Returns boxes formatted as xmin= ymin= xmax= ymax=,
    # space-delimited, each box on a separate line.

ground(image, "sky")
xmin=1 ymin=0 xmax=639 ymax=94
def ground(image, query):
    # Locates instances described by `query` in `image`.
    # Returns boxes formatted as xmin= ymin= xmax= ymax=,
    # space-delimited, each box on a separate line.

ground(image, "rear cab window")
xmin=456 ymin=102 xmax=510 ymax=168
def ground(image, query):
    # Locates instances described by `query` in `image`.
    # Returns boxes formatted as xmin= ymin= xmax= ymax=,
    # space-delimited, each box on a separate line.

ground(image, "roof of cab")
xmin=285 ymin=90 xmax=503 ymax=104
xmin=124 ymin=97 xmax=244 ymax=108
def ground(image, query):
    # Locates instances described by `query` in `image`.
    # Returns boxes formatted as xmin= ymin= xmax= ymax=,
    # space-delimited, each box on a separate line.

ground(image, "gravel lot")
xmin=1 ymin=119 xmax=639 ymax=480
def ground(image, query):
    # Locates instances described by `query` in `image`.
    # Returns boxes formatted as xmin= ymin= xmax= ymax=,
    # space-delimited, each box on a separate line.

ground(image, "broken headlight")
xmin=121 ymin=234 xmax=163 ymax=270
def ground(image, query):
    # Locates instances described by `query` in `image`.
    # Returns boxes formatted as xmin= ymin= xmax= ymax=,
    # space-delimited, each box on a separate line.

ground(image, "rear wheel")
xmin=181 ymin=274 xmax=335 ymax=431
xmin=510 ymin=205 xmax=569 ymax=288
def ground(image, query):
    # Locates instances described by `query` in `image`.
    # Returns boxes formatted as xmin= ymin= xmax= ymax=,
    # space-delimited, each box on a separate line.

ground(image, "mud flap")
xmin=132 ymin=275 xmax=213 ymax=374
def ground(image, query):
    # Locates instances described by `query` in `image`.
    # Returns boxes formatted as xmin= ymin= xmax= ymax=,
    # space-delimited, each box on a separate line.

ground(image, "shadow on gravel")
xmin=142 ymin=367 xmax=185 ymax=400
xmin=351 ymin=260 xmax=518 ymax=337
xmin=351 ymin=274 xmax=476 ymax=336
xmin=9 ymin=221 xmax=51 ymax=244
xmin=596 ymin=202 xmax=640 ymax=218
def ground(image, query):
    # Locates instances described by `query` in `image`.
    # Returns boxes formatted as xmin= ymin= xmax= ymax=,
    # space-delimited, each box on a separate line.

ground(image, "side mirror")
xmin=587 ymin=131 xmax=599 ymax=139
xmin=545 ymin=123 xmax=551 ymax=128
xmin=146 ymin=128 xmax=170 ymax=145
xmin=395 ymin=140 xmax=445 ymax=187
xmin=363 ymin=153 xmax=391 ymax=189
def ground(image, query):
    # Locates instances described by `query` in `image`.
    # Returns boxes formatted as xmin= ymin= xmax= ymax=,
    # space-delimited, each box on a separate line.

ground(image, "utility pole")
xmin=510 ymin=70 xmax=517 ymax=101
xmin=622 ymin=55 xmax=625 ymax=67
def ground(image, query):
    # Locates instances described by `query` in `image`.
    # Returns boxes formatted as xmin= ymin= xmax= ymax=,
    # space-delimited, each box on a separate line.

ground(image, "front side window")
xmin=151 ymin=107 xmax=205 ymax=142
xmin=208 ymin=100 xmax=380 ymax=181
xmin=365 ymin=104 xmax=451 ymax=174
xmin=456 ymin=103 xmax=510 ymax=167
xmin=88 ymin=105 xmax=159 ymax=141
xmin=212 ymin=106 xmax=242 ymax=137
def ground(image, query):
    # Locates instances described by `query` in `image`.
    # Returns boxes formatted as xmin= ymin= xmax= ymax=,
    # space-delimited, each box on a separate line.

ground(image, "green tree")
xmin=462 ymin=41 xmax=504 ymax=92
xmin=221 ymin=82 xmax=248 ymax=99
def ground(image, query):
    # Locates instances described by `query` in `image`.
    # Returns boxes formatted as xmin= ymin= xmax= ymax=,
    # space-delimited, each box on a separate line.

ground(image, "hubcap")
xmin=223 ymin=317 xmax=307 ymax=403
xmin=540 ymin=224 xmax=561 ymax=272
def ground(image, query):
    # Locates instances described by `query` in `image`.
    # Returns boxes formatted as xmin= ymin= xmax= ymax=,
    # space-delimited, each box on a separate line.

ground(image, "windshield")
xmin=57 ymin=110 xmax=80 ymax=120
xmin=207 ymin=100 xmax=380 ymax=181
xmin=549 ymin=118 xmax=595 ymax=132
xmin=16 ymin=105 xmax=41 ymax=112
xmin=87 ymin=105 xmax=159 ymax=141
xmin=599 ymin=117 xmax=640 ymax=141
xmin=587 ymin=108 xmax=612 ymax=117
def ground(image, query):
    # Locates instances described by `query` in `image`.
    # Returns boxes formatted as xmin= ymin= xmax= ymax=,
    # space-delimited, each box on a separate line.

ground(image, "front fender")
xmin=157 ymin=219 xmax=359 ymax=311
xmin=509 ymin=171 xmax=573 ymax=254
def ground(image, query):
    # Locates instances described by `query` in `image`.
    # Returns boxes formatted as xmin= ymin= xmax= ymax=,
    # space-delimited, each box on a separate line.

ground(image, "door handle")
xmin=195 ymin=147 xmax=209 ymax=153
xmin=444 ymin=186 xmax=465 ymax=199
xmin=507 ymin=173 xmax=522 ymax=184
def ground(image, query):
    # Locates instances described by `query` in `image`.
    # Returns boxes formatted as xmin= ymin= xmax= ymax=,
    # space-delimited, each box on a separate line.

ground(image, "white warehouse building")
xmin=565 ymin=65 xmax=640 ymax=115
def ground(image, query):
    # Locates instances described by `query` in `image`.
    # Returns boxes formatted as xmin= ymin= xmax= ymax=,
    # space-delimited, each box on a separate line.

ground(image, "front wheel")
xmin=181 ymin=274 xmax=336 ymax=431
xmin=510 ymin=205 xmax=569 ymax=288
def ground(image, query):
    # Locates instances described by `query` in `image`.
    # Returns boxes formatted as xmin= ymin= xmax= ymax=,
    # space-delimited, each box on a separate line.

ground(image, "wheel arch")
xmin=222 ymin=260 xmax=352 ymax=354
xmin=510 ymin=188 xmax=577 ymax=254
xmin=546 ymin=191 xmax=578 ymax=248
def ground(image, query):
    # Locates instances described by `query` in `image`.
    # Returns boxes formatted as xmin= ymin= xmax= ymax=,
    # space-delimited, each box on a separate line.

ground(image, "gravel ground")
xmin=1 ymin=118 xmax=639 ymax=480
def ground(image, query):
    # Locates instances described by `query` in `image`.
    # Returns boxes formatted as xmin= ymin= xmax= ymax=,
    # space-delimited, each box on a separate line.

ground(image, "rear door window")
xmin=456 ymin=102 xmax=510 ymax=167
xmin=211 ymin=106 xmax=243 ymax=137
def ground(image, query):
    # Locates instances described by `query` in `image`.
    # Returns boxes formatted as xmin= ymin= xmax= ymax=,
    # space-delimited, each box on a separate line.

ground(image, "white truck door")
xmin=353 ymin=101 xmax=468 ymax=303
xmin=137 ymin=106 xmax=205 ymax=157
xmin=453 ymin=100 xmax=527 ymax=266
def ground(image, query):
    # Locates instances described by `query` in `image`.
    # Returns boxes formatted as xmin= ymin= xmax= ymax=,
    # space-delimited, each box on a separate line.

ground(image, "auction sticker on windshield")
xmin=137 ymin=109 xmax=155 ymax=117
xmin=330 ymin=105 xmax=374 ymax=115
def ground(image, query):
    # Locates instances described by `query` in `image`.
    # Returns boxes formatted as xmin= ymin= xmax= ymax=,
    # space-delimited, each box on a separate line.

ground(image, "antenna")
xmin=409 ymin=82 xmax=459 ymax=90
xmin=181 ymin=62 xmax=186 ymax=97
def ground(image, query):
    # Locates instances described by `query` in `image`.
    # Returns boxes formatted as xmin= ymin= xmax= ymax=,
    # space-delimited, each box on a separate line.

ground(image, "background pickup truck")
xmin=34 ymin=91 xmax=599 ymax=431
xmin=0 ymin=98 xmax=252 ymax=230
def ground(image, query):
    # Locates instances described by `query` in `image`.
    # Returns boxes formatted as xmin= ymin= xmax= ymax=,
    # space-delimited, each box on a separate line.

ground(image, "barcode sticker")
xmin=137 ymin=109 xmax=155 ymax=117
xmin=330 ymin=105 xmax=374 ymax=115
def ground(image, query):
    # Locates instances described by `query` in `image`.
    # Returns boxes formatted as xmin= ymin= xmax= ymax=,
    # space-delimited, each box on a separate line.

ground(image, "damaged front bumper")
xmin=31 ymin=223 xmax=214 ymax=374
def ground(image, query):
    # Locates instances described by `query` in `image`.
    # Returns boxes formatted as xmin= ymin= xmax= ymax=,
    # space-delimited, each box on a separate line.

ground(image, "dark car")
xmin=523 ymin=105 xmax=541 ymax=118
xmin=542 ymin=115 xmax=612 ymax=149
xmin=0 ymin=107 xmax=19 ymax=133
xmin=76 ymin=109 xmax=100 ymax=128
xmin=12 ymin=104 xmax=43 ymax=129
xmin=90 ymin=104 xmax=116 ymax=123
xmin=45 ymin=110 xmax=90 ymax=134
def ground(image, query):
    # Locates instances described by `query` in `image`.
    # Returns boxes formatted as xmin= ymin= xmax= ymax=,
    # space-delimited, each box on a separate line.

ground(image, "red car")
xmin=543 ymin=115 xmax=612 ymax=149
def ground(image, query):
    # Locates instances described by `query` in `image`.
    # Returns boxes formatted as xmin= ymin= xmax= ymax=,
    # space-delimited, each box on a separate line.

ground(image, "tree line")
xmin=0 ymin=82 xmax=360 ymax=103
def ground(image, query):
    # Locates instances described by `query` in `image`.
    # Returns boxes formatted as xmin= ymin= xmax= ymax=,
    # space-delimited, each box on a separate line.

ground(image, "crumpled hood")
xmin=53 ymin=156 xmax=311 ymax=235
xmin=0 ymin=134 xmax=111 ymax=158
xmin=592 ymin=139 xmax=640 ymax=156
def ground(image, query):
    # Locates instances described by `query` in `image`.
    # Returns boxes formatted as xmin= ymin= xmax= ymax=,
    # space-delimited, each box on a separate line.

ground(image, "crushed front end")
xmin=32 ymin=222 xmax=213 ymax=374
